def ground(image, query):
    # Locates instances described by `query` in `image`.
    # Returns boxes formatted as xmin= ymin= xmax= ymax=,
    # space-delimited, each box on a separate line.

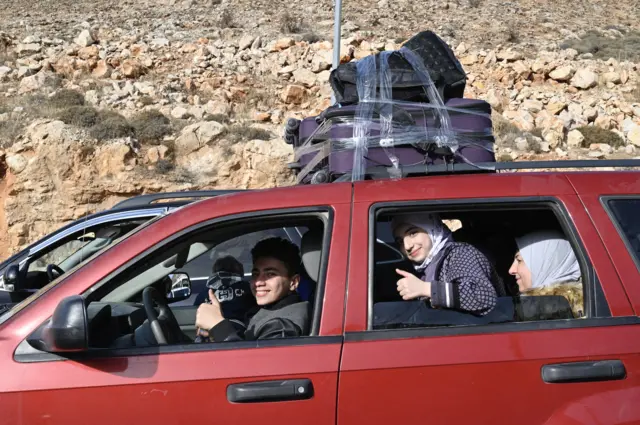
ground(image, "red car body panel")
xmin=0 ymin=171 xmax=639 ymax=425
xmin=567 ymin=173 xmax=640 ymax=315
xmin=338 ymin=172 xmax=640 ymax=425
xmin=0 ymin=183 xmax=352 ymax=425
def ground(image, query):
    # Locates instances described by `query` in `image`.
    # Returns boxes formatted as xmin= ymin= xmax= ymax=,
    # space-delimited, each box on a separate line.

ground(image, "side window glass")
xmin=607 ymin=198 xmax=640 ymax=268
xmin=371 ymin=206 xmax=590 ymax=331
xmin=28 ymin=235 xmax=94 ymax=272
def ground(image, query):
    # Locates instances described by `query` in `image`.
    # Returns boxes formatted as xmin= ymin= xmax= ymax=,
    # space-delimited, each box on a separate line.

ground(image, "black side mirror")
xmin=28 ymin=295 xmax=89 ymax=353
xmin=165 ymin=272 xmax=192 ymax=303
xmin=3 ymin=264 xmax=20 ymax=291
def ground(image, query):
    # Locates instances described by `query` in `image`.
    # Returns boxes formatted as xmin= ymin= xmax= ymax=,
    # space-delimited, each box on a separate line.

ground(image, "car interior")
xmin=8 ymin=220 xmax=148 ymax=303
xmin=371 ymin=205 xmax=587 ymax=330
xmin=27 ymin=214 xmax=333 ymax=351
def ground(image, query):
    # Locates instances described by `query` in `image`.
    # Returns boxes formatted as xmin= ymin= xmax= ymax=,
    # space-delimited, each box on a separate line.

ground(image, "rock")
xmin=275 ymin=38 xmax=295 ymax=51
xmin=460 ymin=54 xmax=478 ymax=66
xmin=74 ymin=30 xmax=95 ymax=47
xmin=522 ymin=100 xmax=543 ymax=113
xmin=255 ymin=112 xmax=271 ymax=122
xmin=595 ymin=116 xmax=614 ymax=130
xmin=504 ymin=110 xmax=535 ymax=132
xmin=15 ymin=43 xmax=41 ymax=56
xmin=145 ymin=146 xmax=168 ymax=164
xmin=278 ymin=65 xmax=296 ymax=75
xmin=6 ymin=154 xmax=28 ymax=174
xmin=485 ymin=89 xmax=504 ymax=112
xmin=17 ymin=66 xmax=36 ymax=78
xmin=196 ymin=121 xmax=225 ymax=143
xmin=455 ymin=42 xmax=468 ymax=55
xmin=567 ymin=129 xmax=585 ymax=148
xmin=633 ymin=107 xmax=640 ymax=119
xmin=0 ymin=66 xmax=11 ymax=81
xmin=151 ymin=38 xmax=170 ymax=47
xmin=78 ymin=45 xmax=99 ymax=60
xmin=628 ymin=125 xmax=640 ymax=147
xmin=571 ymin=69 xmax=598 ymax=90
xmin=584 ymin=107 xmax=598 ymax=122
xmin=603 ymin=71 xmax=622 ymax=85
xmin=92 ymin=60 xmax=112 ymax=78
xmin=281 ymin=85 xmax=306 ymax=104
xmin=513 ymin=61 xmax=531 ymax=79
xmin=95 ymin=143 xmax=135 ymax=177
xmin=625 ymin=145 xmax=636 ymax=155
xmin=293 ymin=68 xmax=317 ymax=87
xmin=620 ymin=70 xmax=629 ymax=84
xmin=548 ymin=65 xmax=575 ymax=82
xmin=546 ymin=101 xmax=567 ymax=115
xmin=251 ymin=36 xmax=262 ymax=50
xmin=121 ymin=59 xmax=145 ymax=78
xmin=171 ymin=106 xmax=190 ymax=119
xmin=239 ymin=34 xmax=255 ymax=50
xmin=514 ymin=137 xmax=529 ymax=151
xmin=311 ymin=50 xmax=332 ymax=73
xmin=543 ymin=130 xmax=564 ymax=149
xmin=496 ymin=50 xmax=524 ymax=62
xmin=18 ymin=71 xmax=59 ymax=94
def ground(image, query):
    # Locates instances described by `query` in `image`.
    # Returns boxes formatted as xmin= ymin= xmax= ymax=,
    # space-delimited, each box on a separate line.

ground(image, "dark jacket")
xmin=420 ymin=242 xmax=506 ymax=316
xmin=209 ymin=293 xmax=310 ymax=342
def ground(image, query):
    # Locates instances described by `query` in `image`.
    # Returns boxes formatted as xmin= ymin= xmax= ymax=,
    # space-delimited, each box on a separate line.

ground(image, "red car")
xmin=1 ymin=161 xmax=640 ymax=425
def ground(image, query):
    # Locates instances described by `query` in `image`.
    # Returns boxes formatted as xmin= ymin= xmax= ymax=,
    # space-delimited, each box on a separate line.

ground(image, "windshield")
xmin=0 ymin=212 xmax=170 ymax=326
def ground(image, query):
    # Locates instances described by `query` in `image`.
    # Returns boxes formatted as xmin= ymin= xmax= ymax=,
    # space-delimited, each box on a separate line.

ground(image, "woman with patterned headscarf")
xmin=391 ymin=212 xmax=506 ymax=316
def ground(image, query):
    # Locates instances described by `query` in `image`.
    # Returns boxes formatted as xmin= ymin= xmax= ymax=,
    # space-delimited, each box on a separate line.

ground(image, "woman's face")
xmin=393 ymin=223 xmax=433 ymax=264
xmin=509 ymin=251 xmax=532 ymax=292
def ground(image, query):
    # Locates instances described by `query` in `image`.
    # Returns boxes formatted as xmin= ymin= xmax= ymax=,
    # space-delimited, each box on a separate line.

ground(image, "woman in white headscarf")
xmin=391 ymin=212 xmax=506 ymax=316
xmin=509 ymin=230 xmax=584 ymax=317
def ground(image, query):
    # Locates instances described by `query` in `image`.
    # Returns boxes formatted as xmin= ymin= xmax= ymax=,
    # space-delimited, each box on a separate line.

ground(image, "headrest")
xmin=301 ymin=227 xmax=323 ymax=282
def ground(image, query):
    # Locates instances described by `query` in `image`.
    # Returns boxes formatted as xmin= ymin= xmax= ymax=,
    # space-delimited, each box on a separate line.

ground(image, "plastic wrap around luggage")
xmin=288 ymin=41 xmax=496 ymax=184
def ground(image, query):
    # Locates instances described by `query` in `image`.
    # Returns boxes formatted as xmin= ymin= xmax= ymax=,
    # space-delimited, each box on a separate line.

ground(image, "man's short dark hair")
xmin=251 ymin=237 xmax=301 ymax=277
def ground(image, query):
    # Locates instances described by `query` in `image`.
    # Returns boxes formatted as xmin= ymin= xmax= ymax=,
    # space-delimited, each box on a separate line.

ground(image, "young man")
xmin=195 ymin=237 xmax=311 ymax=341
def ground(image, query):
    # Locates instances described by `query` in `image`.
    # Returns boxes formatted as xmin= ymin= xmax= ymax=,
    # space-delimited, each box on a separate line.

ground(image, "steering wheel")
xmin=46 ymin=264 xmax=65 ymax=282
xmin=142 ymin=287 xmax=184 ymax=345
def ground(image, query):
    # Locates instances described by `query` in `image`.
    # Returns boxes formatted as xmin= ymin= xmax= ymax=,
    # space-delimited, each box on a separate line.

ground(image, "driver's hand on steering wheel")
xmin=196 ymin=289 xmax=224 ymax=336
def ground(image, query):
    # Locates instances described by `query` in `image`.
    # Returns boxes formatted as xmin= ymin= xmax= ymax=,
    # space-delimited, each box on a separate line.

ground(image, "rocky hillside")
xmin=0 ymin=0 xmax=639 ymax=257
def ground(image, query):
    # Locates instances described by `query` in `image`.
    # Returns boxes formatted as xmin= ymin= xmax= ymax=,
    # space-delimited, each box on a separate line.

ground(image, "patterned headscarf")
xmin=391 ymin=212 xmax=453 ymax=272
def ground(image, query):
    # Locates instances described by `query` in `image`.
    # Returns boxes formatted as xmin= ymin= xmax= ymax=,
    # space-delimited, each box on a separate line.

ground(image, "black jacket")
xmin=209 ymin=293 xmax=311 ymax=342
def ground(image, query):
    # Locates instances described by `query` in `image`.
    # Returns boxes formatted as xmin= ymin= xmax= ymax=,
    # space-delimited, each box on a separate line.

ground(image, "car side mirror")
xmin=165 ymin=272 xmax=192 ymax=303
xmin=2 ymin=264 xmax=21 ymax=291
xmin=28 ymin=295 xmax=88 ymax=353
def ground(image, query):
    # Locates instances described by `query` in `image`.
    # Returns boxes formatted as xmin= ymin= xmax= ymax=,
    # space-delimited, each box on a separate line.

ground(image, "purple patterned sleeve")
xmin=429 ymin=244 xmax=498 ymax=315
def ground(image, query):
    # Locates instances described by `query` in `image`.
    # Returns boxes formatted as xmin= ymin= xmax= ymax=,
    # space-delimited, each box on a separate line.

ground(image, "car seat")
xmin=298 ymin=227 xmax=323 ymax=304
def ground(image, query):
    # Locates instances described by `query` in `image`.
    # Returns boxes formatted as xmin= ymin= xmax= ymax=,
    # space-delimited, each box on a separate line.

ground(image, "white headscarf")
xmin=515 ymin=230 xmax=582 ymax=289
xmin=391 ymin=212 xmax=453 ymax=272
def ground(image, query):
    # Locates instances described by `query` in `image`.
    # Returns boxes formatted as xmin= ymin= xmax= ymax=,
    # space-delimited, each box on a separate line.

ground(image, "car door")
xmin=0 ymin=184 xmax=351 ymax=425
xmin=338 ymin=173 xmax=640 ymax=425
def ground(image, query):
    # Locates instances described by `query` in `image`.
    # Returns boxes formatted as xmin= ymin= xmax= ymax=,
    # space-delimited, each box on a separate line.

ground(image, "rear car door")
xmin=0 ymin=184 xmax=351 ymax=425
xmin=568 ymin=172 xmax=640 ymax=314
xmin=339 ymin=173 xmax=640 ymax=425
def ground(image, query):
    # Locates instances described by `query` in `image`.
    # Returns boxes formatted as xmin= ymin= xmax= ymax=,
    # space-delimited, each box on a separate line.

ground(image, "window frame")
xmin=364 ymin=196 xmax=616 ymax=334
xmin=601 ymin=195 xmax=640 ymax=273
xmin=15 ymin=206 xmax=337 ymax=363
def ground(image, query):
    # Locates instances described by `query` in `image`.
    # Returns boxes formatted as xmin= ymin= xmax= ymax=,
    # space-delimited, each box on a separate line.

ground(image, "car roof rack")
xmin=351 ymin=159 xmax=640 ymax=180
xmin=112 ymin=190 xmax=245 ymax=209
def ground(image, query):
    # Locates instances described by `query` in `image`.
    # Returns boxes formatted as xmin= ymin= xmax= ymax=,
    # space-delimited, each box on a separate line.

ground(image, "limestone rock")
xmin=6 ymin=154 xmax=28 ymax=174
xmin=293 ymin=68 xmax=317 ymax=88
xmin=75 ymin=30 xmax=95 ymax=47
xmin=571 ymin=69 xmax=598 ymax=90
xmin=628 ymin=124 xmax=640 ymax=147
xmin=281 ymin=85 xmax=306 ymax=104
xmin=567 ymin=129 xmax=585 ymax=148
xmin=548 ymin=66 xmax=575 ymax=82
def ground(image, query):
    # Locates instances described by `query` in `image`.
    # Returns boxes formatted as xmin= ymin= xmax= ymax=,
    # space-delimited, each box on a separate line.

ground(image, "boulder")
xmin=571 ymin=69 xmax=598 ymax=90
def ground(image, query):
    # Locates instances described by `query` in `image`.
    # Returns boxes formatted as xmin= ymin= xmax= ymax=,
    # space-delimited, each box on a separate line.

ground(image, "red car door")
xmin=568 ymin=172 xmax=640 ymax=314
xmin=338 ymin=173 xmax=640 ymax=425
xmin=0 ymin=184 xmax=351 ymax=425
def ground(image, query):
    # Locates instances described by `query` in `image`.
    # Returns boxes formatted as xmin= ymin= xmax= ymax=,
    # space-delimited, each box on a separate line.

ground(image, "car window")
xmin=606 ymin=198 xmax=640 ymax=269
xmin=369 ymin=203 xmax=600 ymax=332
xmin=28 ymin=237 xmax=93 ymax=272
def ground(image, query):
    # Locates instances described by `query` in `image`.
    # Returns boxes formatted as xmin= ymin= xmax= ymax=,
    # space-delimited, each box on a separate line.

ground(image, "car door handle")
xmin=542 ymin=360 xmax=626 ymax=383
xmin=227 ymin=379 xmax=314 ymax=403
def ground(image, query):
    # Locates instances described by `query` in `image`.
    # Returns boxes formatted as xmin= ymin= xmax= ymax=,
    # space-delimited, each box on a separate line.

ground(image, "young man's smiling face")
xmin=250 ymin=256 xmax=300 ymax=306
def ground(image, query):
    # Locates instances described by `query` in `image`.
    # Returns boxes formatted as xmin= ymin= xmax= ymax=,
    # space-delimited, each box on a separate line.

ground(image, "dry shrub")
xmin=575 ymin=125 xmax=625 ymax=148
xmin=560 ymin=30 xmax=640 ymax=62
xmin=155 ymin=159 xmax=175 ymax=174
xmin=57 ymin=106 xmax=99 ymax=127
xmin=89 ymin=110 xmax=134 ymax=141
xmin=226 ymin=123 xmax=271 ymax=142
xmin=47 ymin=89 xmax=85 ymax=109
xmin=280 ymin=12 xmax=305 ymax=34
xmin=130 ymin=109 xmax=172 ymax=145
